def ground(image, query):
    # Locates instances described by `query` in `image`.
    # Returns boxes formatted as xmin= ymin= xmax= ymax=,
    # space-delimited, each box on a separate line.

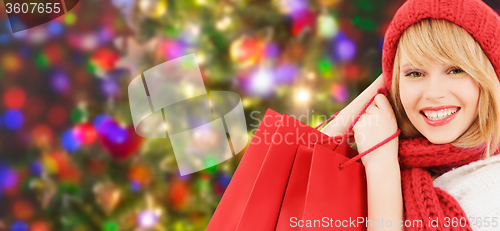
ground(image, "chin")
xmin=422 ymin=134 xmax=458 ymax=144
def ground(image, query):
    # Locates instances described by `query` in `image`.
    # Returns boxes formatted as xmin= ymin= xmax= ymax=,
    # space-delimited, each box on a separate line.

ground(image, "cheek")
xmin=399 ymin=79 xmax=421 ymax=115
xmin=451 ymin=77 xmax=480 ymax=112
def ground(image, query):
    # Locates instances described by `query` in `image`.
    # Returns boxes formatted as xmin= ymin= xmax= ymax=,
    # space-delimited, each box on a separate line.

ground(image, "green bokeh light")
xmin=102 ymin=221 xmax=119 ymax=231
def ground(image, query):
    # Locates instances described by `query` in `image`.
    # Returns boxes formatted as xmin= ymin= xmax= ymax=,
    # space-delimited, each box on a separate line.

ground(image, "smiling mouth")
xmin=419 ymin=107 xmax=460 ymax=121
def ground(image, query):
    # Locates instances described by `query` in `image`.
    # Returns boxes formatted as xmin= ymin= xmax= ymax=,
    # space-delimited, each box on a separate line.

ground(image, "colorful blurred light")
xmin=31 ymin=124 xmax=54 ymax=148
xmin=343 ymin=63 xmax=360 ymax=80
xmin=352 ymin=16 xmax=377 ymax=32
xmin=100 ymin=120 xmax=128 ymax=144
xmin=275 ymin=63 xmax=298 ymax=84
xmin=130 ymin=180 xmax=141 ymax=192
xmin=264 ymin=43 xmax=280 ymax=59
xmin=249 ymin=68 xmax=275 ymax=97
xmin=99 ymin=26 xmax=115 ymax=43
xmin=9 ymin=220 xmax=28 ymax=231
xmin=102 ymin=221 xmax=119 ymax=231
xmin=333 ymin=32 xmax=356 ymax=61
xmin=47 ymin=21 xmax=63 ymax=36
xmin=160 ymin=40 xmax=186 ymax=60
xmin=44 ymin=44 xmax=64 ymax=65
xmin=29 ymin=161 xmax=44 ymax=176
xmin=74 ymin=123 xmax=97 ymax=145
xmin=137 ymin=210 xmax=159 ymax=228
xmin=291 ymin=9 xmax=316 ymax=36
xmin=217 ymin=174 xmax=231 ymax=188
xmin=12 ymin=199 xmax=35 ymax=220
xmin=169 ymin=180 xmax=189 ymax=208
xmin=4 ymin=109 xmax=24 ymax=130
xmin=30 ymin=221 xmax=51 ymax=231
xmin=317 ymin=57 xmax=334 ymax=79
xmin=295 ymin=89 xmax=310 ymax=103
xmin=317 ymin=13 xmax=338 ymax=38
xmin=3 ymin=87 xmax=26 ymax=109
xmin=331 ymin=83 xmax=349 ymax=103
xmin=216 ymin=16 xmax=232 ymax=30
xmin=129 ymin=165 xmax=151 ymax=186
xmin=35 ymin=52 xmax=49 ymax=69
xmin=41 ymin=154 xmax=58 ymax=174
xmin=50 ymin=71 xmax=70 ymax=93
xmin=336 ymin=39 xmax=356 ymax=61
xmin=275 ymin=0 xmax=308 ymax=15
xmin=43 ymin=151 xmax=70 ymax=175
xmin=101 ymin=78 xmax=120 ymax=97
xmin=229 ymin=36 xmax=264 ymax=67
xmin=138 ymin=0 xmax=167 ymax=19
xmin=0 ymin=165 xmax=18 ymax=189
xmin=70 ymin=107 xmax=89 ymax=123
xmin=94 ymin=114 xmax=113 ymax=132
xmin=61 ymin=129 xmax=82 ymax=152
xmin=91 ymin=48 xmax=120 ymax=71
xmin=64 ymin=13 xmax=77 ymax=25
xmin=1 ymin=53 xmax=22 ymax=72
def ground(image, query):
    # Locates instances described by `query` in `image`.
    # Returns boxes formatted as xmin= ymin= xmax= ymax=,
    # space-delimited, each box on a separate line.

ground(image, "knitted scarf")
xmin=398 ymin=137 xmax=486 ymax=231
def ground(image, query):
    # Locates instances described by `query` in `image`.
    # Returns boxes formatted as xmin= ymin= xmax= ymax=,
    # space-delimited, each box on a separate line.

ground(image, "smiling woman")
xmin=397 ymin=53 xmax=480 ymax=144
xmin=389 ymin=18 xmax=500 ymax=158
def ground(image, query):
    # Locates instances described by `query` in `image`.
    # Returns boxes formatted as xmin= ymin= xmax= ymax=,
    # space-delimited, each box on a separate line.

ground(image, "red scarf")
xmin=398 ymin=137 xmax=486 ymax=231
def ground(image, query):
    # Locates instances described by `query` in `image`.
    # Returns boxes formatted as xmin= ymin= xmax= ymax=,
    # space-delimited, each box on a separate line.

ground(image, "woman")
xmin=321 ymin=0 xmax=500 ymax=230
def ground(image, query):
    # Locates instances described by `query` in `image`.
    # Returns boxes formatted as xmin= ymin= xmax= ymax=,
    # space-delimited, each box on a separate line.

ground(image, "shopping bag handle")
xmin=313 ymin=87 xmax=401 ymax=170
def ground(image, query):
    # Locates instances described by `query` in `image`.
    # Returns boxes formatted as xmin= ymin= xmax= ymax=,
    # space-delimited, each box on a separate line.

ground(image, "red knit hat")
xmin=382 ymin=0 xmax=500 ymax=90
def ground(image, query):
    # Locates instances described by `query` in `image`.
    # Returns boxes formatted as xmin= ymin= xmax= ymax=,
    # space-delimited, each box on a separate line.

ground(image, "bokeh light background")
xmin=0 ymin=0 xmax=499 ymax=230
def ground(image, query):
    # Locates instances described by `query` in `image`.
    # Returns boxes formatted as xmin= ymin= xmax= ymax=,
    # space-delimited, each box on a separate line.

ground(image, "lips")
xmin=419 ymin=106 xmax=461 ymax=126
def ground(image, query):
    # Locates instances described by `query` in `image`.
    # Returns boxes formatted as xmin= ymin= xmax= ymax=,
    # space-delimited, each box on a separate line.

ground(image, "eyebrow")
xmin=400 ymin=64 xmax=416 ymax=70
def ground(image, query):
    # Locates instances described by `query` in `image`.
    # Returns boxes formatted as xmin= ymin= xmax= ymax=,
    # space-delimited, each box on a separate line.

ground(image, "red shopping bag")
xmin=207 ymin=108 xmax=335 ymax=231
xmin=275 ymin=144 xmax=314 ymax=230
xmin=276 ymin=142 xmax=360 ymax=230
xmin=301 ymin=143 xmax=368 ymax=230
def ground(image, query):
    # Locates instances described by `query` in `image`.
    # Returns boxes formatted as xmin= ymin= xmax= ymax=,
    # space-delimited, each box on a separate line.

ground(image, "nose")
xmin=423 ymin=74 xmax=447 ymax=101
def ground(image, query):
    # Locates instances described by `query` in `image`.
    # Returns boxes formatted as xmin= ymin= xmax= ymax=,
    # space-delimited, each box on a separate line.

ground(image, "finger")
xmin=373 ymin=94 xmax=391 ymax=111
xmin=355 ymin=114 xmax=367 ymax=127
xmin=364 ymin=105 xmax=371 ymax=114
xmin=365 ymin=104 xmax=377 ymax=114
xmin=371 ymin=96 xmax=379 ymax=108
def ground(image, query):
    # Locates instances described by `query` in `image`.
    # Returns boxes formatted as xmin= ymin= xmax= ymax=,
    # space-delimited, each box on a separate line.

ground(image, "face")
xmin=399 ymin=55 xmax=480 ymax=144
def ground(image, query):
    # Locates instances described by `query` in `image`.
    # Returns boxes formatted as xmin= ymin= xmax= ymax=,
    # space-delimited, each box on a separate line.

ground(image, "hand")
xmin=319 ymin=73 xmax=385 ymax=142
xmin=352 ymin=93 xmax=398 ymax=167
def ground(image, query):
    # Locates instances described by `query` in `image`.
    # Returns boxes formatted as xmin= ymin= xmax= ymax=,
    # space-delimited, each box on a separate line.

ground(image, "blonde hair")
xmin=389 ymin=18 xmax=500 ymax=159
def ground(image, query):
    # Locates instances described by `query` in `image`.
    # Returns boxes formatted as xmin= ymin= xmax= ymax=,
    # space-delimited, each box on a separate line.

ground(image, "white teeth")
xmin=423 ymin=108 xmax=458 ymax=121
